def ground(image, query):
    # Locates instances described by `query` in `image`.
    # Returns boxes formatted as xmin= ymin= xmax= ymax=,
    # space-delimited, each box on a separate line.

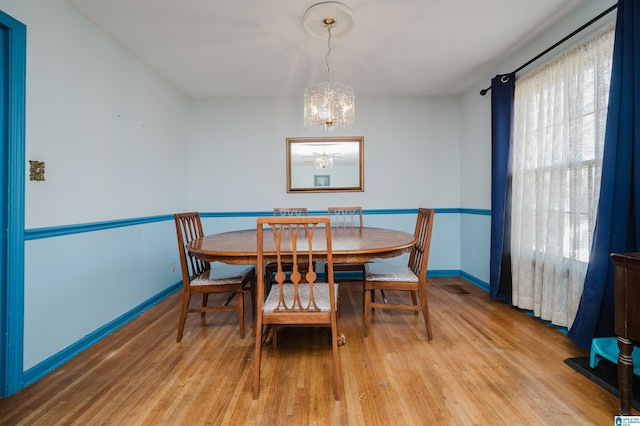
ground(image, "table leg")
xmin=618 ymin=336 xmax=634 ymax=415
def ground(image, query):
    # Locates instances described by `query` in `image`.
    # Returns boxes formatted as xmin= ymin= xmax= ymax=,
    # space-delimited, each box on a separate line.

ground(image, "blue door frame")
xmin=0 ymin=10 xmax=26 ymax=397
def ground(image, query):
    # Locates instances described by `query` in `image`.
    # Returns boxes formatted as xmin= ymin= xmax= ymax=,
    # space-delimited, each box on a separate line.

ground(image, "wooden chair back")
xmin=328 ymin=207 xmax=363 ymax=228
xmin=325 ymin=206 xmax=366 ymax=294
xmin=174 ymin=212 xmax=209 ymax=286
xmin=273 ymin=207 xmax=309 ymax=217
xmin=266 ymin=208 xmax=312 ymax=285
xmin=257 ymin=216 xmax=334 ymax=312
xmin=408 ymin=208 xmax=435 ymax=281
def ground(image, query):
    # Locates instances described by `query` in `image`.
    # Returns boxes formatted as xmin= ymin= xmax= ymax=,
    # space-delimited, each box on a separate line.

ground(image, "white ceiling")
xmin=66 ymin=0 xmax=590 ymax=98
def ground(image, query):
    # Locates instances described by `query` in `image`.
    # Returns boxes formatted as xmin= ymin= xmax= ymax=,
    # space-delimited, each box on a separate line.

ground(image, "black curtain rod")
xmin=480 ymin=3 xmax=618 ymax=96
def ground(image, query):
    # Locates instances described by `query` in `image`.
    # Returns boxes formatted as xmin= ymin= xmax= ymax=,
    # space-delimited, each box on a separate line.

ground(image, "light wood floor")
xmin=0 ymin=277 xmax=629 ymax=425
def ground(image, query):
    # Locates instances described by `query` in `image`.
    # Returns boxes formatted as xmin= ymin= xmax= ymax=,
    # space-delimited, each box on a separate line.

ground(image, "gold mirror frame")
xmin=286 ymin=136 xmax=364 ymax=193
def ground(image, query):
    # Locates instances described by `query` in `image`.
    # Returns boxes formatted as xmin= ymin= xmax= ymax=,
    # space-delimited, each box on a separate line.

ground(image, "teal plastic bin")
xmin=590 ymin=337 xmax=640 ymax=376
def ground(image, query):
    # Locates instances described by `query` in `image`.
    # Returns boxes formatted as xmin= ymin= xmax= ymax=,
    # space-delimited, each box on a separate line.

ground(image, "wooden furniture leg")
xmin=618 ymin=336 xmax=634 ymax=415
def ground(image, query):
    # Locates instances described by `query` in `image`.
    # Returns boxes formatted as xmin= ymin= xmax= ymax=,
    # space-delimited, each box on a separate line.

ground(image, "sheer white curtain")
xmin=511 ymin=27 xmax=614 ymax=328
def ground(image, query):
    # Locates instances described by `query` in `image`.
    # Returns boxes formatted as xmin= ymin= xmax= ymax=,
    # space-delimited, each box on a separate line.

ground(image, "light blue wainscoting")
xmin=23 ymin=218 xmax=180 ymax=386
xmin=460 ymin=209 xmax=491 ymax=291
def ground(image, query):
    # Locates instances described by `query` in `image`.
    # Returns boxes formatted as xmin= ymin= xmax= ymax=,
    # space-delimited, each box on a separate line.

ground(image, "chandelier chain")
xmin=325 ymin=25 xmax=332 ymax=84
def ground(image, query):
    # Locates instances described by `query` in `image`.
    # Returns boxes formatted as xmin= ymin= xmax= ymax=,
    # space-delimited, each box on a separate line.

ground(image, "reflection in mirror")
xmin=286 ymin=137 xmax=364 ymax=193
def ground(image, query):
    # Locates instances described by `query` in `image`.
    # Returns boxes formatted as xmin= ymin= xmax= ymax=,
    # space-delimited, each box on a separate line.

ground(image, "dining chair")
xmin=273 ymin=207 xmax=309 ymax=217
xmin=324 ymin=207 xmax=366 ymax=309
xmin=253 ymin=216 xmax=341 ymax=400
xmin=363 ymin=208 xmax=435 ymax=340
xmin=265 ymin=208 xmax=311 ymax=286
xmin=174 ymin=212 xmax=255 ymax=342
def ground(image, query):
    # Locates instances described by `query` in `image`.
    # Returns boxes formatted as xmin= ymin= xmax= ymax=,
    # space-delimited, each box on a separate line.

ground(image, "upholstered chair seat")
xmin=263 ymin=282 xmax=339 ymax=312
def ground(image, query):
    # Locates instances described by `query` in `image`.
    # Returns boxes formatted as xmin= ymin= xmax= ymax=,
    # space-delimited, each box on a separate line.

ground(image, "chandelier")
xmin=314 ymin=152 xmax=334 ymax=169
xmin=303 ymin=2 xmax=355 ymax=132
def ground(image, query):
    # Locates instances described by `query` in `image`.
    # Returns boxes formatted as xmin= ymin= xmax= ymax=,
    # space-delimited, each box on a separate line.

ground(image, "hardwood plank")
xmin=0 ymin=277 xmax=625 ymax=425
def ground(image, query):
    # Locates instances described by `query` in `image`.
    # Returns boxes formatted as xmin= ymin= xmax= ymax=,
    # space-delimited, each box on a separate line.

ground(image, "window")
xmin=510 ymin=27 xmax=614 ymax=328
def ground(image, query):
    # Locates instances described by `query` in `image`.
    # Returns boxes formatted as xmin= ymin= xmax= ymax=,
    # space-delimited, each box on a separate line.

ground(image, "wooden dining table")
xmin=187 ymin=226 xmax=416 ymax=265
xmin=188 ymin=226 xmax=415 ymax=346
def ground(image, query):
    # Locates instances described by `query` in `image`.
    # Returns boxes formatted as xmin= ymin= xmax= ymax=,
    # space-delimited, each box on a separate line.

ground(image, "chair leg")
xmin=253 ymin=319 xmax=264 ymax=399
xmin=250 ymin=278 xmax=256 ymax=318
xmin=330 ymin=321 xmax=342 ymax=400
xmin=273 ymin=326 xmax=279 ymax=349
xmin=411 ymin=290 xmax=419 ymax=315
xmin=418 ymin=287 xmax=433 ymax=340
xmin=363 ymin=288 xmax=372 ymax=337
xmin=201 ymin=294 xmax=209 ymax=318
xmin=176 ymin=291 xmax=191 ymax=343
xmin=360 ymin=269 xmax=367 ymax=312
xmin=237 ymin=290 xmax=245 ymax=339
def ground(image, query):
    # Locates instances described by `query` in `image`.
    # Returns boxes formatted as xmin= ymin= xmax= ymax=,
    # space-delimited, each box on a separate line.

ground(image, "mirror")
xmin=286 ymin=137 xmax=364 ymax=193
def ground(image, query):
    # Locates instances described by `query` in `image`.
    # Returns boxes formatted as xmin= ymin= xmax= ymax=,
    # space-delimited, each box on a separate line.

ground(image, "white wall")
xmin=0 ymin=0 xmax=190 ymax=370
xmin=4 ymin=0 xmax=190 ymax=228
xmin=187 ymin=96 xmax=461 ymax=211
